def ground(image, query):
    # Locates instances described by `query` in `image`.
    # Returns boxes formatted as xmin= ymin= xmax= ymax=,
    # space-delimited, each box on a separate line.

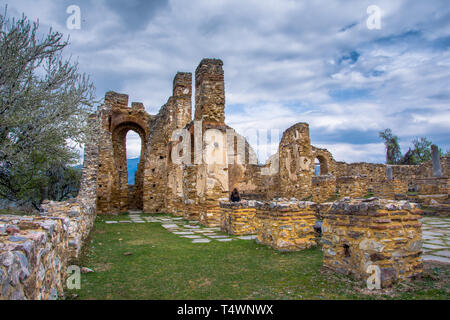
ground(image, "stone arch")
xmin=315 ymin=155 xmax=329 ymax=175
xmin=96 ymin=92 xmax=152 ymax=215
xmin=312 ymin=147 xmax=335 ymax=176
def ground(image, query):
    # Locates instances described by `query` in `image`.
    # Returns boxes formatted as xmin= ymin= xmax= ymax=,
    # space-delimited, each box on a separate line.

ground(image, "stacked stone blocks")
xmin=255 ymin=200 xmax=317 ymax=251
xmin=220 ymin=201 xmax=257 ymax=235
xmin=321 ymin=198 xmax=423 ymax=287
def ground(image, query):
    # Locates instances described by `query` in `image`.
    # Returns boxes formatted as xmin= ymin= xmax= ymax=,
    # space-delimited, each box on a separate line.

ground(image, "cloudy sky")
xmin=2 ymin=0 xmax=449 ymax=163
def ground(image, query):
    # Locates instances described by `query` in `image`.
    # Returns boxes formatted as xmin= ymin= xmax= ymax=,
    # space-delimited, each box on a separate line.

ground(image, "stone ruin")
xmin=94 ymin=58 xmax=449 ymax=220
xmin=1 ymin=58 xmax=449 ymax=299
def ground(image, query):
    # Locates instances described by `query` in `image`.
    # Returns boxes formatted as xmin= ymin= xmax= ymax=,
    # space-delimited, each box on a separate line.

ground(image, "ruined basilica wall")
xmin=278 ymin=123 xmax=315 ymax=200
xmin=143 ymin=72 xmax=193 ymax=213
xmin=96 ymin=92 xmax=152 ymax=214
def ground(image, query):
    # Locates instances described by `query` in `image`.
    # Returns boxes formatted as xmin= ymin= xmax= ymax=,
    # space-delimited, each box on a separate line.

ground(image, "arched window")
xmin=314 ymin=155 xmax=328 ymax=176
xmin=126 ymin=130 xmax=142 ymax=185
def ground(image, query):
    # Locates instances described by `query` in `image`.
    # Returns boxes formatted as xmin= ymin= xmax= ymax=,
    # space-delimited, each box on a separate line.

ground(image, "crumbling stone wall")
xmin=321 ymin=198 xmax=423 ymax=287
xmin=255 ymin=200 xmax=317 ymax=251
xmin=220 ymin=201 xmax=257 ymax=235
xmin=336 ymin=175 xmax=370 ymax=198
xmin=194 ymin=59 xmax=225 ymax=123
xmin=312 ymin=175 xmax=337 ymax=203
xmin=279 ymin=123 xmax=314 ymax=200
xmin=373 ymin=179 xmax=409 ymax=199
xmin=415 ymin=177 xmax=449 ymax=195
xmin=144 ymin=72 xmax=193 ymax=213
xmin=0 ymin=215 xmax=69 ymax=300
xmin=96 ymin=93 xmax=151 ymax=214
xmin=312 ymin=146 xmax=335 ymax=175
xmin=93 ymin=57 xmax=448 ymax=214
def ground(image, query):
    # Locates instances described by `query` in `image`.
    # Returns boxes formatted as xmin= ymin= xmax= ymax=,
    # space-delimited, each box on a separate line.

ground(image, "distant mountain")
xmin=127 ymin=157 xmax=140 ymax=185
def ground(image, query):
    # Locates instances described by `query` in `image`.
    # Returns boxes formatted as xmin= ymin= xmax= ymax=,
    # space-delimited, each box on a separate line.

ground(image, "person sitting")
xmin=230 ymin=188 xmax=241 ymax=202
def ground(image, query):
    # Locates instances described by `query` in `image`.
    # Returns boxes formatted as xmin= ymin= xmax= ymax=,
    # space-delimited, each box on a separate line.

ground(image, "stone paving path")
xmin=105 ymin=212 xmax=449 ymax=263
xmin=105 ymin=210 xmax=257 ymax=244
xmin=421 ymin=217 xmax=450 ymax=264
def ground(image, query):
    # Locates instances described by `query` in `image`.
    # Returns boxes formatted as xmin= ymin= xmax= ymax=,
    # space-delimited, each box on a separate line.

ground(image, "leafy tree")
xmin=408 ymin=137 xmax=432 ymax=164
xmin=0 ymin=9 xmax=96 ymax=209
xmin=379 ymin=128 xmax=402 ymax=164
xmin=44 ymin=163 xmax=82 ymax=201
xmin=379 ymin=129 xmax=445 ymax=165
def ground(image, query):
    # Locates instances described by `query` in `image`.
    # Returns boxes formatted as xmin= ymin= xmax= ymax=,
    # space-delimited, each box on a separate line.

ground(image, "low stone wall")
xmin=182 ymin=202 xmax=201 ymax=221
xmin=170 ymin=200 xmax=185 ymax=217
xmin=321 ymin=198 xmax=423 ymax=287
xmin=198 ymin=200 xmax=222 ymax=227
xmin=0 ymin=215 xmax=69 ymax=300
xmin=337 ymin=175 xmax=369 ymax=198
xmin=416 ymin=177 xmax=449 ymax=195
xmin=312 ymin=175 xmax=337 ymax=203
xmin=255 ymin=200 xmax=317 ymax=251
xmin=220 ymin=201 xmax=257 ymax=235
xmin=40 ymin=199 xmax=95 ymax=259
xmin=373 ymin=179 xmax=408 ymax=199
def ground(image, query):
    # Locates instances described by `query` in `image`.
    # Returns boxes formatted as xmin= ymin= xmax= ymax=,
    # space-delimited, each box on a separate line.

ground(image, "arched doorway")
xmin=126 ymin=131 xmax=142 ymax=209
xmin=111 ymin=122 xmax=147 ymax=211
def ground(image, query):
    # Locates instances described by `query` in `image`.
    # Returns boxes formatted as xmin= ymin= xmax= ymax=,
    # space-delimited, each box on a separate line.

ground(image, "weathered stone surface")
xmin=220 ymin=201 xmax=257 ymax=235
xmin=0 ymin=215 xmax=70 ymax=300
xmin=321 ymin=198 xmax=423 ymax=288
xmin=254 ymin=200 xmax=317 ymax=251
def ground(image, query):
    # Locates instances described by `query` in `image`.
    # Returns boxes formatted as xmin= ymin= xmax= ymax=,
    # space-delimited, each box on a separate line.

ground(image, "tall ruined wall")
xmin=194 ymin=59 xmax=225 ymax=123
xmin=96 ymin=93 xmax=151 ymax=214
xmin=279 ymin=123 xmax=314 ymax=200
xmin=144 ymin=72 xmax=193 ymax=213
xmin=96 ymin=57 xmax=449 ymax=215
xmin=168 ymin=59 xmax=231 ymax=225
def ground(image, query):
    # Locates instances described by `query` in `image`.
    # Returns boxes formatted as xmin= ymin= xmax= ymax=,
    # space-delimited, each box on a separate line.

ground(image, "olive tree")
xmin=0 ymin=9 xmax=96 ymax=209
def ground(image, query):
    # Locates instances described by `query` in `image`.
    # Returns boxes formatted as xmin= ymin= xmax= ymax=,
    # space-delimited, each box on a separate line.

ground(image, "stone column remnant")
xmin=386 ymin=166 xmax=393 ymax=180
xmin=431 ymin=144 xmax=442 ymax=177
xmin=194 ymin=58 xmax=225 ymax=124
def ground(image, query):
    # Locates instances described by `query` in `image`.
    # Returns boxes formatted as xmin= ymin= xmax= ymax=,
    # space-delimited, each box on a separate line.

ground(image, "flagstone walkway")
xmin=421 ymin=217 xmax=450 ymax=264
xmin=105 ymin=210 xmax=257 ymax=244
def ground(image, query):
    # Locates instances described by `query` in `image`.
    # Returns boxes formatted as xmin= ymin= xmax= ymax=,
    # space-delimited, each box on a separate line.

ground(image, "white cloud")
xmin=126 ymin=131 xmax=142 ymax=159
xmin=3 ymin=0 xmax=449 ymax=162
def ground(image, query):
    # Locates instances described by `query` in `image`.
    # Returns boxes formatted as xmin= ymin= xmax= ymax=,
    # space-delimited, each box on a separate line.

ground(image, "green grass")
xmin=363 ymin=192 xmax=375 ymax=199
xmin=65 ymin=214 xmax=450 ymax=300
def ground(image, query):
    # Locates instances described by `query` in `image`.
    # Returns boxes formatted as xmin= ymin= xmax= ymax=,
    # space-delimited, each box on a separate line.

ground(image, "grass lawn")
xmin=66 ymin=213 xmax=450 ymax=300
